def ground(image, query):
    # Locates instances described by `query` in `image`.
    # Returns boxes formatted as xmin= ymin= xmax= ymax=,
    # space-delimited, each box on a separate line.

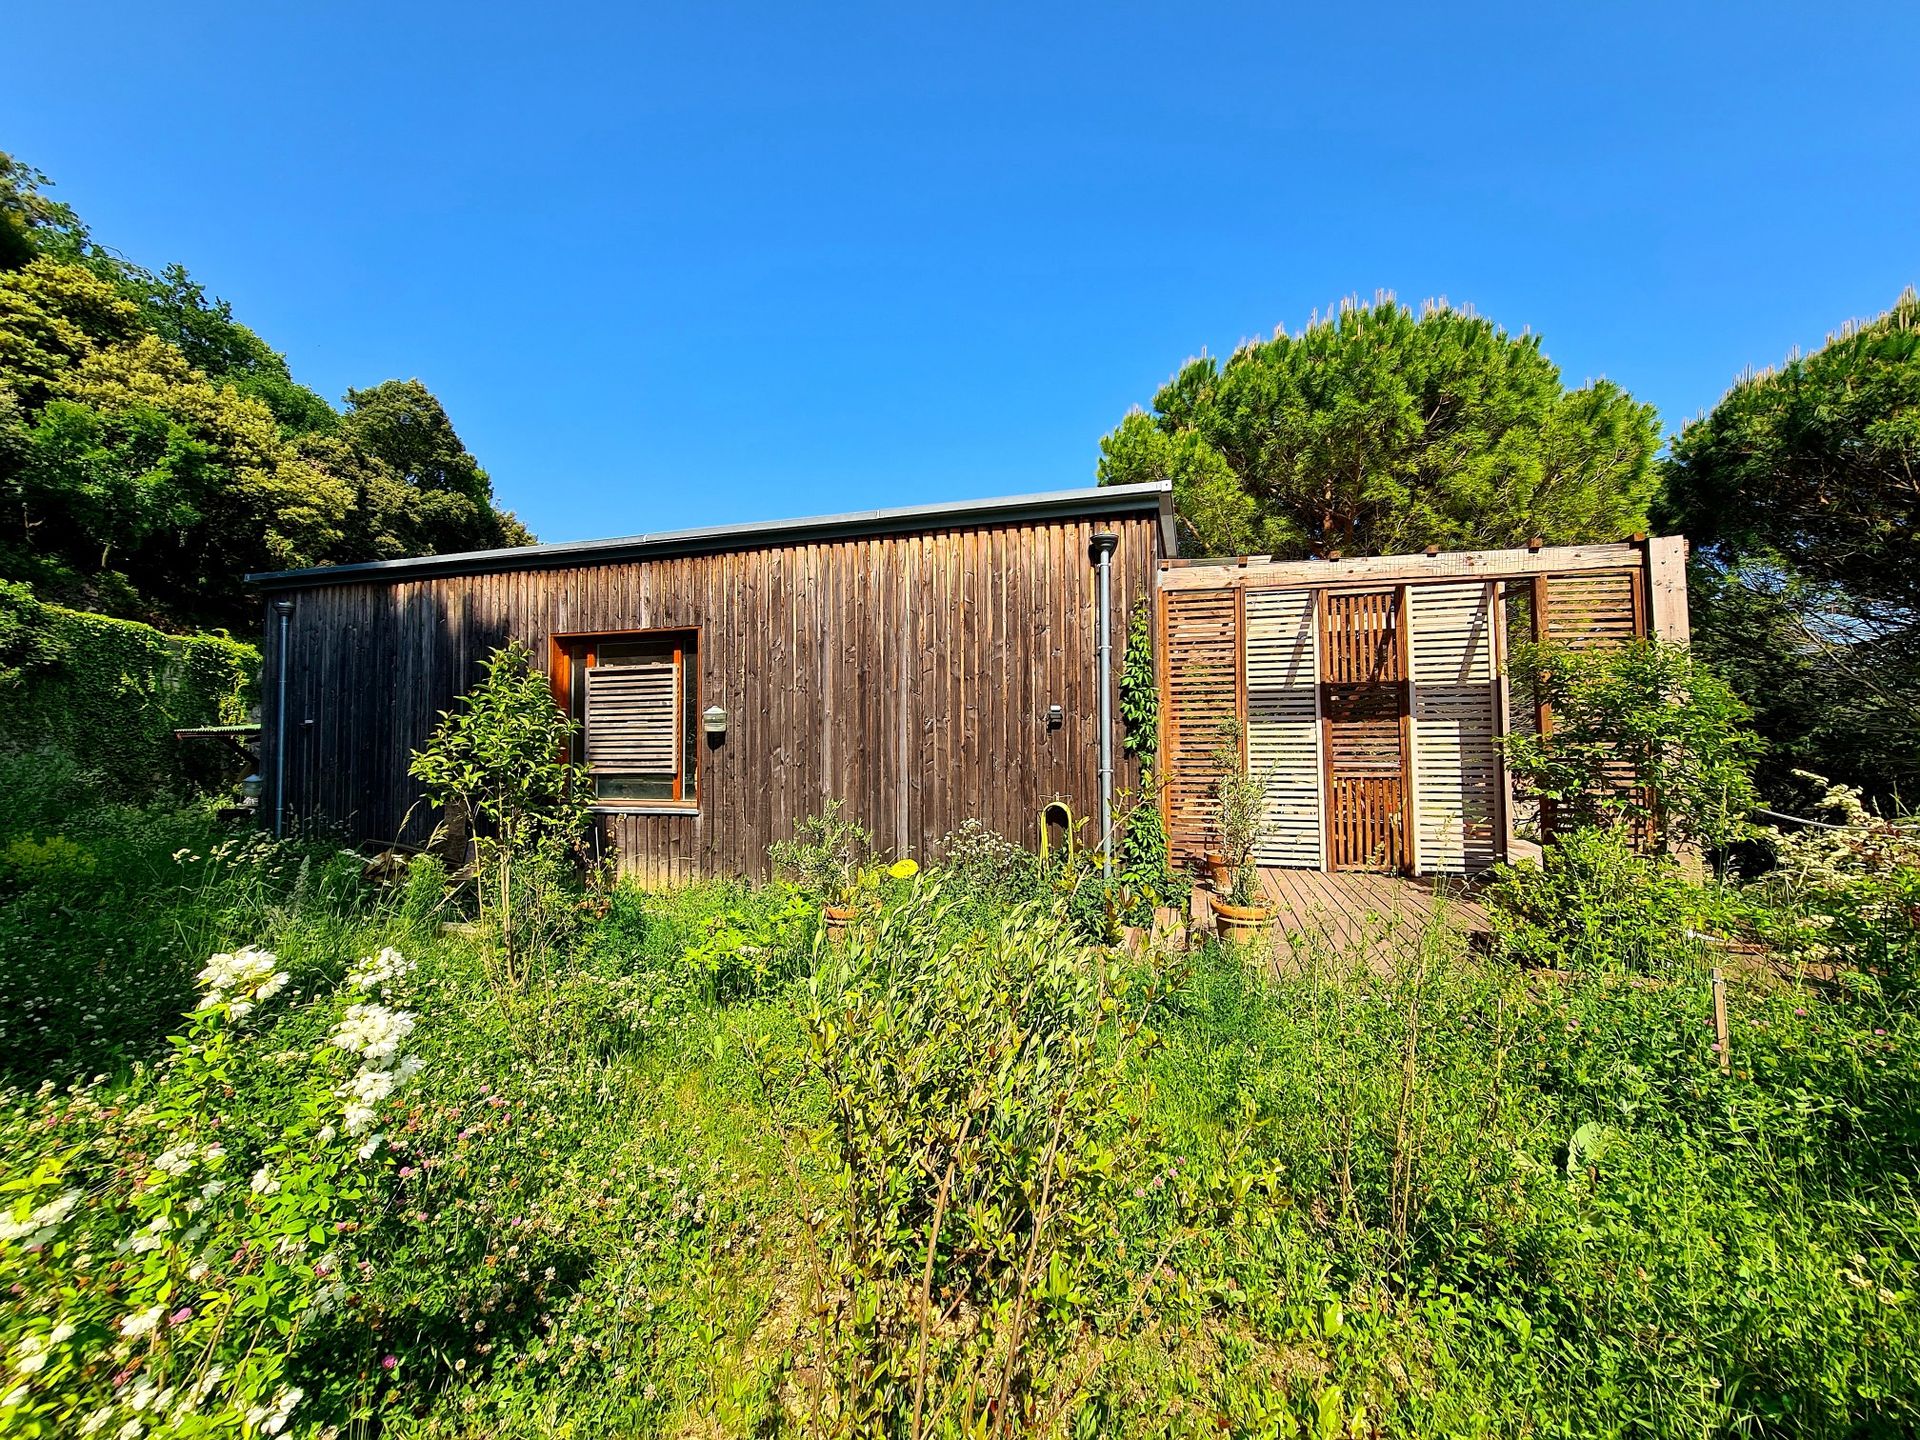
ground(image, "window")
xmin=555 ymin=630 xmax=698 ymax=806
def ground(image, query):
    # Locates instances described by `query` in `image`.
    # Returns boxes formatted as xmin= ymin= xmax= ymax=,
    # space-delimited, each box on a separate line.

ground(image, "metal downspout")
xmin=1091 ymin=532 xmax=1118 ymax=876
xmin=272 ymin=597 xmax=292 ymax=838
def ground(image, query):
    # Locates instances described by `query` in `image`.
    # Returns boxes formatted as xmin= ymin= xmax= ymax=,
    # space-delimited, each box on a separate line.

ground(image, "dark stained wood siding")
xmin=258 ymin=511 xmax=1161 ymax=883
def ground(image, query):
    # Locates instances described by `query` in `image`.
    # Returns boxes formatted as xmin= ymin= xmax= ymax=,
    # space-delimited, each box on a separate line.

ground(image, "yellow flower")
xmin=887 ymin=858 xmax=919 ymax=880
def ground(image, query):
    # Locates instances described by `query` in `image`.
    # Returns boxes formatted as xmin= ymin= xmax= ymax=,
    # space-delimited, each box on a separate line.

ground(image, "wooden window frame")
xmin=548 ymin=626 xmax=700 ymax=814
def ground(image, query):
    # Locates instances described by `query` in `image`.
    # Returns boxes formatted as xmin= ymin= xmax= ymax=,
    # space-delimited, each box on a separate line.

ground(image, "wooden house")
xmin=248 ymin=482 xmax=1688 ymax=885
xmin=247 ymin=484 xmax=1175 ymax=883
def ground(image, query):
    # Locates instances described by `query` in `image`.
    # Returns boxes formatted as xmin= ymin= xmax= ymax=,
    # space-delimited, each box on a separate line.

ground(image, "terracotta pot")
xmin=823 ymin=904 xmax=858 ymax=938
xmin=1202 ymin=852 xmax=1234 ymax=892
xmin=1211 ymin=895 xmax=1275 ymax=945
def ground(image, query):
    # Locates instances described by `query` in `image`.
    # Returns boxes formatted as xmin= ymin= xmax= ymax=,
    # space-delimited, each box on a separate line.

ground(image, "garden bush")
xmin=0 ymin=599 xmax=257 ymax=797
xmin=2 ymin=758 xmax=1918 ymax=1436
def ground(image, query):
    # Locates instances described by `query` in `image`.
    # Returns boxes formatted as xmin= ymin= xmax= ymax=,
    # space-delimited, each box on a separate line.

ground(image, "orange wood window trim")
xmin=548 ymin=626 xmax=699 ymax=809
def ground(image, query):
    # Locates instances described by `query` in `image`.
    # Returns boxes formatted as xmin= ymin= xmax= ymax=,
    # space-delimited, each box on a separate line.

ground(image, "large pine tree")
xmin=1099 ymin=296 xmax=1661 ymax=559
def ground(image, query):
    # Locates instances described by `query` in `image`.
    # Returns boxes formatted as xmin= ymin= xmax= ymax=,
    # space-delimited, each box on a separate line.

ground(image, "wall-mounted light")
xmin=1046 ymin=703 xmax=1064 ymax=730
xmin=703 ymin=705 xmax=729 ymax=736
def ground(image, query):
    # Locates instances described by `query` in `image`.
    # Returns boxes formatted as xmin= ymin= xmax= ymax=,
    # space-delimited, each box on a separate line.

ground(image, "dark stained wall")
xmin=258 ymin=510 xmax=1162 ymax=883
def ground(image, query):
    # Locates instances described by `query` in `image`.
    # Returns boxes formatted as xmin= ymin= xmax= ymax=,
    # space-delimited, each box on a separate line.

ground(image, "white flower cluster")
xmin=195 ymin=946 xmax=289 ymax=1018
xmin=243 ymin=1385 xmax=303 ymax=1436
xmin=8 ymin=1321 xmax=72 ymax=1380
xmin=75 ymin=1363 xmax=229 ymax=1437
xmin=327 ymin=950 xmax=423 ymax=1158
xmin=150 ymin=1141 xmax=225 ymax=1180
xmin=348 ymin=945 xmax=412 ymax=993
xmin=330 ymin=1003 xmax=416 ymax=1066
xmin=0 ymin=1189 xmax=80 ymax=1248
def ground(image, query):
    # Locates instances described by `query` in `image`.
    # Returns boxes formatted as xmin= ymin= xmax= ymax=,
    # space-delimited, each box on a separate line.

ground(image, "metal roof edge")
xmin=245 ymin=482 xmax=1176 ymax=589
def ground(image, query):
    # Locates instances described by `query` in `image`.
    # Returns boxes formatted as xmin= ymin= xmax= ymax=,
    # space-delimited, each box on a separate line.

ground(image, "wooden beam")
xmin=1642 ymin=534 xmax=1691 ymax=645
xmin=1157 ymin=540 xmax=1653 ymax=592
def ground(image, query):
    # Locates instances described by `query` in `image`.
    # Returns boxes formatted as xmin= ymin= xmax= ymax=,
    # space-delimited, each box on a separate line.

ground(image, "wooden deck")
xmin=1194 ymin=868 xmax=1494 ymax=962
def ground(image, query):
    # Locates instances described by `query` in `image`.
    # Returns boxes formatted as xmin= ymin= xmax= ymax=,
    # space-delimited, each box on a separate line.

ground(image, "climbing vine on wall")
xmin=1115 ymin=602 xmax=1173 ymax=878
xmin=0 ymin=600 xmax=258 ymax=796
xmin=1118 ymin=601 xmax=1157 ymax=762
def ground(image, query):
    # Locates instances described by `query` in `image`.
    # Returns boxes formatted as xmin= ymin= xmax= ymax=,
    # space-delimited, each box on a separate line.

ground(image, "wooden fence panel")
xmin=1409 ymin=581 xmax=1501 ymax=874
xmin=1246 ymin=589 xmax=1322 ymax=868
xmin=1161 ymin=587 xmax=1240 ymax=860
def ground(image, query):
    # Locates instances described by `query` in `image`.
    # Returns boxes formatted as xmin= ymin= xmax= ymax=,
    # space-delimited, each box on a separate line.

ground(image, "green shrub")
xmin=795 ymin=878 xmax=1165 ymax=1434
xmin=410 ymin=643 xmax=592 ymax=986
xmin=768 ymin=799 xmax=874 ymax=906
xmin=1503 ymin=637 xmax=1760 ymax=854
xmin=0 ymin=579 xmax=65 ymax=688
xmin=1487 ymin=825 xmax=1702 ymax=973
xmin=0 ymin=604 xmax=256 ymax=797
xmin=0 ymin=939 xmax=428 ymax=1437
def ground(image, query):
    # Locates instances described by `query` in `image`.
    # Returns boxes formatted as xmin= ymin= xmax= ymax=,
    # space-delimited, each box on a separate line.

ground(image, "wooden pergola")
xmin=1156 ymin=537 xmax=1689 ymax=877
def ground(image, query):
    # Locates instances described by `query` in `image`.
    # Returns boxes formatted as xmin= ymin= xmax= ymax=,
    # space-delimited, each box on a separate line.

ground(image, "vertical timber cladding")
xmin=1407 ymin=581 xmax=1501 ymax=874
xmin=1245 ymin=590 xmax=1323 ymax=868
xmin=1319 ymin=590 xmax=1409 ymax=871
xmin=258 ymin=498 xmax=1166 ymax=883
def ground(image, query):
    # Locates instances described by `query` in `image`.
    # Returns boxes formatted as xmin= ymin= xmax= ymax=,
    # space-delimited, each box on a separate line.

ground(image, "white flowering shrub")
xmin=1751 ymin=771 xmax=1920 ymax=977
xmin=0 ymin=943 xmax=424 ymax=1437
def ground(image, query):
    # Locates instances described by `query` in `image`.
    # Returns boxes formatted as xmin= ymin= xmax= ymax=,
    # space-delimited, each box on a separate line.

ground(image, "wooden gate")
xmin=1320 ymin=589 xmax=1409 ymax=871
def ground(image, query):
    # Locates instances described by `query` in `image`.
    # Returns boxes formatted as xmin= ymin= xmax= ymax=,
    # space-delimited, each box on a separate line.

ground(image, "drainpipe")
xmin=272 ymin=597 xmax=293 ymax=838
xmin=1090 ymin=532 xmax=1119 ymax=876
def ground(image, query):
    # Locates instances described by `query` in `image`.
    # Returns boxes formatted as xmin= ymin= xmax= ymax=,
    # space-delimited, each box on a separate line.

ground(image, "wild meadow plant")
xmin=0 ymin=943 xmax=425 ymax=1437
xmin=1 ymin=748 xmax=1917 ymax=1435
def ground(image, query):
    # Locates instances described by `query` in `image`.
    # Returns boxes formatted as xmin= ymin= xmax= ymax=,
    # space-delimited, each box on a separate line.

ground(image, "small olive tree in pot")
xmin=1208 ymin=718 xmax=1275 ymax=942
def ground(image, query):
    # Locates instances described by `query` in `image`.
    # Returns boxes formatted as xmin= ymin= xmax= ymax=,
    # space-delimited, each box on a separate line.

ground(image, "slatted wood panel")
xmin=1246 ymin=589 xmax=1321 ymax=868
xmin=1321 ymin=590 xmax=1408 ymax=871
xmin=1538 ymin=568 xmax=1650 ymax=844
xmin=1161 ymin=588 xmax=1241 ymax=860
xmin=1408 ymin=581 xmax=1500 ymax=874
xmin=260 ymin=510 xmax=1161 ymax=884
xmin=584 ymin=664 xmax=678 ymax=772
xmin=1543 ymin=571 xmax=1642 ymax=650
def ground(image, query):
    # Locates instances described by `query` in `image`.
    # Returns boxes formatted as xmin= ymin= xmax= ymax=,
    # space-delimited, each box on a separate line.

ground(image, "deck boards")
xmin=1195 ymin=867 xmax=1493 ymax=963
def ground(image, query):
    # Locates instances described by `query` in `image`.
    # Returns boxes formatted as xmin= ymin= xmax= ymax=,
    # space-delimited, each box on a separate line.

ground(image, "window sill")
xmin=589 ymin=803 xmax=700 ymax=817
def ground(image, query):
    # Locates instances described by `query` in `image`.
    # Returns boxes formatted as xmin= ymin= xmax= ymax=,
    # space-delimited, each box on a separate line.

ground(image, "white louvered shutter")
xmin=1246 ymin=589 xmax=1323 ymax=869
xmin=1407 ymin=581 xmax=1500 ymax=874
xmin=584 ymin=663 xmax=679 ymax=774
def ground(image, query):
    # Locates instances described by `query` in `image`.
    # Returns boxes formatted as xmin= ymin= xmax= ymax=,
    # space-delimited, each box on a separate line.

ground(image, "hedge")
xmin=0 ymin=598 xmax=260 ymax=798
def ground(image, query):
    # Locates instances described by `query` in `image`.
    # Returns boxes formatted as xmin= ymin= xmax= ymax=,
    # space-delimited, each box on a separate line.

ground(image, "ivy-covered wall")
xmin=0 ymin=596 xmax=259 ymax=797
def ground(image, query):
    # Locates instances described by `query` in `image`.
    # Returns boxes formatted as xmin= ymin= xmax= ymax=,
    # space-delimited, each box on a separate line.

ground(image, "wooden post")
xmin=1641 ymin=535 xmax=1691 ymax=646
xmin=1710 ymin=967 xmax=1730 ymax=1075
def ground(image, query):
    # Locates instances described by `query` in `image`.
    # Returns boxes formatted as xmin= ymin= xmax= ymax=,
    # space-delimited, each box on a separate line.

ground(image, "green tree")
xmin=409 ymin=643 xmax=591 ymax=985
xmin=0 ymin=151 xmax=533 ymax=630
xmin=0 ymin=155 xmax=87 ymax=270
xmin=1660 ymin=290 xmax=1920 ymax=800
xmin=1100 ymin=296 xmax=1661 ymax=558
xmin=338 ymin=379 xmax=531 ymax=553
xmin=1502 ymin=638 xmax=1760 ymax=855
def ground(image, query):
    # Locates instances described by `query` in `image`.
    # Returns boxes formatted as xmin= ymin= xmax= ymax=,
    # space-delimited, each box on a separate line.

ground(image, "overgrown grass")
xmin=2 ymin=767 xmax=1917 ymax=1436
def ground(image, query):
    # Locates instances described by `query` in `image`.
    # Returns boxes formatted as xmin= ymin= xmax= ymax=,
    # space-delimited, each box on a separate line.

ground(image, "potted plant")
xmin=1207 ymin=719 xmax=1276 ymax=942
xmin=1200 ymin=847 xmax=1234 ymax=893
xmin=768 ymin=802 xmax=918 ymax=938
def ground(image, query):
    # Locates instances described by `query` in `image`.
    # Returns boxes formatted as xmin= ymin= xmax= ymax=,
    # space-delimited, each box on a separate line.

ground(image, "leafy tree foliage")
xmin=1099 ymin=297 xmax=1662 ymax=557
xmin=410 ymin=643 xmax=590 ymax=985
xmin=0 ymin=152 xmax=529 ymax=630
xmin=1661 ymin=291 xmax=1920 ymax=801
xmin=1502 ymin=638 xmax=1760 ymax=855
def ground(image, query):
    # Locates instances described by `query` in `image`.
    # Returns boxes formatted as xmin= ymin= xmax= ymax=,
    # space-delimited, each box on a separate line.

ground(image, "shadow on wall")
xmin=270 ymin=583 xmax=508 ymax=856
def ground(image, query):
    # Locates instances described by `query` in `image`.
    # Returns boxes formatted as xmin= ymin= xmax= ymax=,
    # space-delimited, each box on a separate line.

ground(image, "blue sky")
xmin=8 ymin=2 xmax=1917 ymax=543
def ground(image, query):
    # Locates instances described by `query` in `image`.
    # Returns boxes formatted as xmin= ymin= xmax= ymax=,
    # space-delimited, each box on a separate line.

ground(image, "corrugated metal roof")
xmin=245 ymin=481 xmax=1177 ymax=589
